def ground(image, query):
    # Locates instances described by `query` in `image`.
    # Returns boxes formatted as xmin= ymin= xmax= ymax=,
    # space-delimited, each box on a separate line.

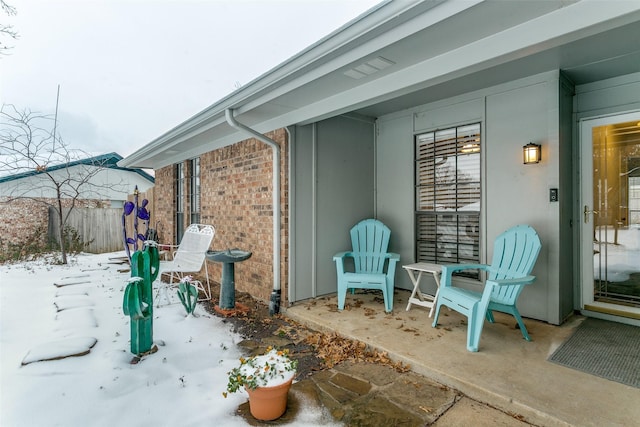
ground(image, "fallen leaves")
xmin=304 ymin=331 xmax=411 ymax=373
xmin=363 ymin=307 xmax=376 ymax=318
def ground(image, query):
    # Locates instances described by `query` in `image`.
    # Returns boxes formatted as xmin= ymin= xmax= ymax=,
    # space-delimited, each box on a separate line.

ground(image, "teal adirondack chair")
xmin=432 ymin=225 xmax=541 ymax=352
xmin=333 ymin=219 xmax=400 ymax=313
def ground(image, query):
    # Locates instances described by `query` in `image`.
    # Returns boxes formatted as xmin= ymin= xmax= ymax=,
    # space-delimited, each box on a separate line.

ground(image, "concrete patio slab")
xmin=284 ymin=289 xmax=640 ymax=427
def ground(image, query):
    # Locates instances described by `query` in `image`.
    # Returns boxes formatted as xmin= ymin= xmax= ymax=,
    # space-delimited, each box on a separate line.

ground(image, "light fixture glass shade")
xmin=523 ymin=143 xmax=541 ymax=164
xmin=461 ymin=143 xmax=480 ymax=154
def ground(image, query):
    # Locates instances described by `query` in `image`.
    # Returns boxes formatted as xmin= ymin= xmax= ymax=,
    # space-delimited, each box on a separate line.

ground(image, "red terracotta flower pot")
xmin=245 ymin=378 xmax=293 ymax=421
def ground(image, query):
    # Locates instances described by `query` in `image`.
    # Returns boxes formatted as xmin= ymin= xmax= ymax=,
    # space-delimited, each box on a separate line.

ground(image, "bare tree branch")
xmin=0 ymin=1 xmax=18 ymax=55
xmin=1 ymin=104 xmax=127 ymax=263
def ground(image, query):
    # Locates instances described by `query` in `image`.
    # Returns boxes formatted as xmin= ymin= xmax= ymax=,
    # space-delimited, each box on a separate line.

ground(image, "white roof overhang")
xmin=119 ymin=0 xmax=640 ymax=169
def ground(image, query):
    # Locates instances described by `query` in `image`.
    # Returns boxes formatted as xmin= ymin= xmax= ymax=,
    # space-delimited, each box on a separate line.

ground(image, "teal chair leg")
xmin=467 ymin=304 xmax=484 ymax=352
xmin=487 ymin=303 xmax=531 ymax=341
xmin=337 ymin=285 xmax=346 ymax=310
xmin=381 ymin=286 xmax=393 ymax=313
xmin=431 ymin=301 xmax=442 ymax=327
xmin=485 ymin=310 xmax=495 ymax=323
xmin=511 ymin=310 xmax=531 ymax=341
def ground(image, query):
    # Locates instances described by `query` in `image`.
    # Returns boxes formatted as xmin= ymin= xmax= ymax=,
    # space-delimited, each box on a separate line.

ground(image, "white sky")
xmin=0 ymin=0 xmax=381 ymax=158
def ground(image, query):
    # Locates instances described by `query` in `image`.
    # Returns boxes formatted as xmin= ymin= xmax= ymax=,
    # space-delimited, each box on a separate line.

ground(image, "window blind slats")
xmin=415 ymin=123 xmax=481 ymax=277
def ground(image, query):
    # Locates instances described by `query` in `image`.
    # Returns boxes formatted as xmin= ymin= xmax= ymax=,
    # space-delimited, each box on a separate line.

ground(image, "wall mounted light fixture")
xmin=523 ymin=142 xmax=541 ymax=164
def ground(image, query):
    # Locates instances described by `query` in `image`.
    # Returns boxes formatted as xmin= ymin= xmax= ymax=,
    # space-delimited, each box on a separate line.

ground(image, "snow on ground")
xmin=594 ymin=225 xmax=640 ymax=282
xmin=0 ymin=251 xmax=334 ymax=426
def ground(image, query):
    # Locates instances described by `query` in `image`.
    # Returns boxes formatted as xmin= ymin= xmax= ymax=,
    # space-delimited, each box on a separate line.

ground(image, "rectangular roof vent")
xmin=344 ymin=56 xmax=395 ymax=80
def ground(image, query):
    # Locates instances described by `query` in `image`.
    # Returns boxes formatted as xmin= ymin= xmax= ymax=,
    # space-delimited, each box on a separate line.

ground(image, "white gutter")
xmin=225 ymin=109 xmax=281 ymax=315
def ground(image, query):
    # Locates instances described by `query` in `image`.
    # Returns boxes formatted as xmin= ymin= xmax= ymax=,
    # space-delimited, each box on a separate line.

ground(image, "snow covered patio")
xmin=0 ymin=252 xmax=333 ymax=426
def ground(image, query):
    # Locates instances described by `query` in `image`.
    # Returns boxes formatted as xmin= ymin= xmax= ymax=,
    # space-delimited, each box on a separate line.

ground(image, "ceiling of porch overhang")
xmin=120 ymin=0 xmax=640 ymax=170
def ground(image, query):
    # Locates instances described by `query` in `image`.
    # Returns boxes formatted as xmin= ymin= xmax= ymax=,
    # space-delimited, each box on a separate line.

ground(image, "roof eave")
xmin=118 ymin=0 xmax=472 ymax=169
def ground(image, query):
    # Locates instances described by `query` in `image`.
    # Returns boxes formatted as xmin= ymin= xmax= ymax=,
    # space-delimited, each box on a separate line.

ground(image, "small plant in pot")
xmin=224 ymin=346 xmax=298 ymax=421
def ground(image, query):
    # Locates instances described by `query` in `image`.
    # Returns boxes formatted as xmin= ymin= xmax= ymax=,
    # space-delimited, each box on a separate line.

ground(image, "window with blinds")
xmin=415 ymin=123 xmax=481 ymax=277
xmin=190 ymin=157 xmax=201 ymax=225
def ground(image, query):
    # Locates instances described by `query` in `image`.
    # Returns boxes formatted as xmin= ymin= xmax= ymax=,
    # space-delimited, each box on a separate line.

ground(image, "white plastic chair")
xmin=157 ymin=224 xmax=215 ymax=305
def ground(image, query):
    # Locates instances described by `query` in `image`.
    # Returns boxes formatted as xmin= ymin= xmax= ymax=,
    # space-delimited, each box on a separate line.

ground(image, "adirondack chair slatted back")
xmin=432 ymin=225 xmax=542 ymax=352
xmin=334 ymin=218 xmax=400 ymax=313
xmin=350 ymin=219 xmax=390 ymax=274
xmin=431 ymin=224 xmax=541 ymax=351
xmin=488 ymin=225 xmax=541 ymax=305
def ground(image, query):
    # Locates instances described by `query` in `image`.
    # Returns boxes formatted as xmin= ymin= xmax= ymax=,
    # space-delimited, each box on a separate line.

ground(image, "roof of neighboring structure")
xmin=0 ymin=152 xmax=155 ymax=184
xmin=119 ymin=0 xmax=640 ymax=170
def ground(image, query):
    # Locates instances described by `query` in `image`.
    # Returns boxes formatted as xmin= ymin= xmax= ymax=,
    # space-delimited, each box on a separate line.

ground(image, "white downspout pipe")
xmin=225 ymin=109 xmax=281 ymax=314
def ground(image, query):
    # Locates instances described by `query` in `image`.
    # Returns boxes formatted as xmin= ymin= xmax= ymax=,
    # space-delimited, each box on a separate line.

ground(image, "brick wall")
xmin=152 ymin=166 xmax=175 ymax=245
xmin=0 ymin=198 xmax=50 ymax=251
xmin=0 ymin=197 xmax=108 ymax=254
xmin=153 ymin=129 xmax=289 ymax=306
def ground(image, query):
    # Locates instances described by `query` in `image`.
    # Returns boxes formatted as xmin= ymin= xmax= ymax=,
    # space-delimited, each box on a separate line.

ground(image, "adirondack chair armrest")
xmin=385 ymin=252 xmax=400 ymax=261
xmin=441 ymin=263 xmax=491 ymax=287
xmin=333 ymin=251 xmax=355 ymax=275
xmin=384 ymin=252 xmax=400 ymax=275
xmin=487 ymin=275 xmax=536 ymax=287
xmin=333 ymin=251 xmax=354 ymax=261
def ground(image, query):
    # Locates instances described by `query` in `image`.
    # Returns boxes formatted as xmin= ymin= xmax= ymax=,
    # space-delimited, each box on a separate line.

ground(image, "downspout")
xmin=225 ymin=109 xmax=281 ymax=315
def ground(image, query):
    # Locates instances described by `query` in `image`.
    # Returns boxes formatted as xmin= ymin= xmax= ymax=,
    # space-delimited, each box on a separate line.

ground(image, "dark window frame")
xmin=175 ymin=162 xmax=185 ymax=244
xmin=190 ymin=157 xmax=201 ymax=225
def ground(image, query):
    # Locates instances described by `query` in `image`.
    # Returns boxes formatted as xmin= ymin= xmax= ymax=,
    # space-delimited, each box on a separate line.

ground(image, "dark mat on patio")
xmin=548 ymin=317 xmax=640 ymax=388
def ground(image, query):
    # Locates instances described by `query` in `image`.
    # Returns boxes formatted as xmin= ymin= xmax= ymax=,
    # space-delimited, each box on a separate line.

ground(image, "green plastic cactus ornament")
xmin=177 ymin=276 xmax=198 ymax=315
xmin=123 ymin=243 xmax=159 ymax=356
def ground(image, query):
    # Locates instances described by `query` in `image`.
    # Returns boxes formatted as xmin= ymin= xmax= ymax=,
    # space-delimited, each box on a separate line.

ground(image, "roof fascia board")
xmin=174 ymin=1 xmax=452 ymax=117
xmin=2 ymin=152 xmax=122 ymax=183
xmin=229 ymin=0 xmax=485 ymax=110
xmin=119 ymin=0 xmax=482 ymax=168
xmin=144 ymin=132 xmax=248 ymax=170
xmin=231 ymin=0 xmax=485 ymax=118
xmin=122 ymin=0 xmax=640 ymax=170
xmin=245 ymin=0 xmax=640 ymax=127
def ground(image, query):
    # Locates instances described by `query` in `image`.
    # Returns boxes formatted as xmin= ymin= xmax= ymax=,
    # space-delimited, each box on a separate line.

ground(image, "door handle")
xmin=584 ymin=205 xmax=598 ymax=223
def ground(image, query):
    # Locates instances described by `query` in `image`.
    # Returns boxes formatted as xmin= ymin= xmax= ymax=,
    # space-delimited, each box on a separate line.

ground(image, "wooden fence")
xmin=48 ymin=207 xmax=124 ymax=254
xmin=47 ymin=188 xmax=155 ymax=254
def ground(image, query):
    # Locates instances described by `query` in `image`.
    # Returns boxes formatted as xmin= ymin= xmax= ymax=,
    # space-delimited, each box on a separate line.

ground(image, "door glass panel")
xmin=592 ymin=120 xmax=640 ymax=308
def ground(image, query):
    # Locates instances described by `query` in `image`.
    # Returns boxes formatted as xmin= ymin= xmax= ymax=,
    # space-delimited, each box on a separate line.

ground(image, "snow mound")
xmin=55 ymin=307 xmax=98 ymax=329
xmin=54 ymin=295 xmax=95 ymax=311
xmin=22 ymin=337 xmax=98 ymax=365
xmin=54 ymin=276 xmax=92 ymax=287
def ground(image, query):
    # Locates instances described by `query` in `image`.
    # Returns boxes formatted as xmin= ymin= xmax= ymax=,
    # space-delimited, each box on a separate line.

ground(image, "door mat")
xmin=548 ymin=317 xmax=640 ymax=388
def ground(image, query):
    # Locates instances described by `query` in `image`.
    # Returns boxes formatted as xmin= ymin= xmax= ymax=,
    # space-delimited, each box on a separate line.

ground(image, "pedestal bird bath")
xmin=206 ymin=249 xmax=252 ymax=310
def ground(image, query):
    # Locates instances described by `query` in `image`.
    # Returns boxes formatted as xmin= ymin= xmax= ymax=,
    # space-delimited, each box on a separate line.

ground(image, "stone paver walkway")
xmin=237 ymin=360 xmax=533 ymax=426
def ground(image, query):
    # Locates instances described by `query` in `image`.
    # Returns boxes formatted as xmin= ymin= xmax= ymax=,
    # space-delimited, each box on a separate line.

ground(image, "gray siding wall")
xmin=376 ymin=115 xmax=416 ymax=290
xmin=575 ymin=72 xmax=640 ymax=120
xmin=558 ymin=75 xmax=576 ymax=324
xmin=377 ymin=71 xmax=564 ymax=324
xmin=291 ymin=71 xmax=640 ymax=321
xmin=292 ymin=115 xmax=375 ymax=301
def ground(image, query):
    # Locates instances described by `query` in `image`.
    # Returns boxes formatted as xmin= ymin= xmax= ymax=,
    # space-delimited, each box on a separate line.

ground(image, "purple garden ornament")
xmin=122 ymin=186 xmax=152 ymax=260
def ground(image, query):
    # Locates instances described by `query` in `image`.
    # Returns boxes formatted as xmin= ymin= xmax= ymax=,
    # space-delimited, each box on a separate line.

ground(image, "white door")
xmin=580 ymin=112 xmax=640 ymax=317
